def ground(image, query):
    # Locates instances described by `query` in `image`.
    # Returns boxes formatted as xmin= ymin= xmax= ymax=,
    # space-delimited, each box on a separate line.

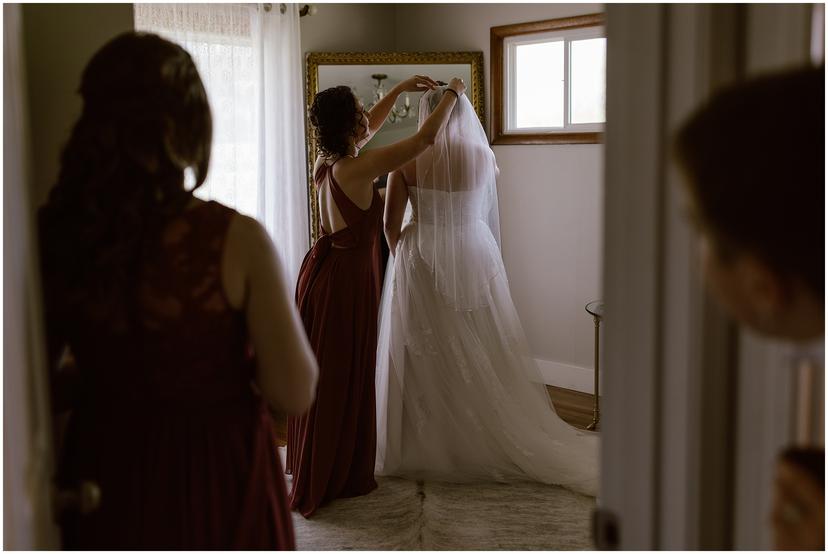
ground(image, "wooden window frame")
xmin=490 ymin=13 xmax=605 ymax=145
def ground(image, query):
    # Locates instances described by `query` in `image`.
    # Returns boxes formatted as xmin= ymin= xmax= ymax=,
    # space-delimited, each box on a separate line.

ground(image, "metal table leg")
xmin=586 ymin=314 xmax=600 ymax=430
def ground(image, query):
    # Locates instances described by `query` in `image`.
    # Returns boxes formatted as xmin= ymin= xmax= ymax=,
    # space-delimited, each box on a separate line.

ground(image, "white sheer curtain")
xmin=134 ymin=3 xmax=309 ymax=285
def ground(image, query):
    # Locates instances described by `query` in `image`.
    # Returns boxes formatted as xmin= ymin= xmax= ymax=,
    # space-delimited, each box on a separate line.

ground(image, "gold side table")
xmin=584 ymin=301 xmax=604 ymax=431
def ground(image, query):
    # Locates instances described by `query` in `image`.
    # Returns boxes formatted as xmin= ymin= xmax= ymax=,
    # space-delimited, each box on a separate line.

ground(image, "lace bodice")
xmin=61 ymin=201 xmax=252 ymax=409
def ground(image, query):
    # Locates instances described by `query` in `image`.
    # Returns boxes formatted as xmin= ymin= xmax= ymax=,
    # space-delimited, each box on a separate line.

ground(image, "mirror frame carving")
xmin=304 ymin=51 xmax=485 ymax=244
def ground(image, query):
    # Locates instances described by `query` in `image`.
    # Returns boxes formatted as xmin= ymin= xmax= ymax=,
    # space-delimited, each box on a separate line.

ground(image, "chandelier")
xmin=365 ymin=74 xmax=415 ymax=124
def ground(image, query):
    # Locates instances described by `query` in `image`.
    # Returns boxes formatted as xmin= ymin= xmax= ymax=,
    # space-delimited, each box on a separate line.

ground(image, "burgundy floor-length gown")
xmin=287 ymin=159 xmax=383 ymax=517
xmin=49 ymin=201 xmax=295 ymax=550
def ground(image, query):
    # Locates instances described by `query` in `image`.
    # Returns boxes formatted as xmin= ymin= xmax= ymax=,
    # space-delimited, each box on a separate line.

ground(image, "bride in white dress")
xmin=375 ymin=86 xmax=599 ymax=496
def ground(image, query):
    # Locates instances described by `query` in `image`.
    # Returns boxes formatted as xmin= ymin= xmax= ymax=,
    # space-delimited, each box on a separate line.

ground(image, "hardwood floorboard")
xmin=547 ymin=385 xmax=598 ymax=431
xmin=274 ymin=386 xmax=598 ymax=447
xmin=273 ymin=411 xmax=288 ymax=446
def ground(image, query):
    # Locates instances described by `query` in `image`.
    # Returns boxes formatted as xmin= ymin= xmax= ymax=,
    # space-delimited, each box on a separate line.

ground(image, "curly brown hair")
xmin=38 ymin=32 xmax=212 ymax=332
xmin=309 ymin=85 xmax=361 ymax=158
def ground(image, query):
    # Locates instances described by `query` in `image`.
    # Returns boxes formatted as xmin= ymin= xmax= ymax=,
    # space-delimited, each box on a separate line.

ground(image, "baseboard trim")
xmin=535 ymin=358 xmax=597 ymax=395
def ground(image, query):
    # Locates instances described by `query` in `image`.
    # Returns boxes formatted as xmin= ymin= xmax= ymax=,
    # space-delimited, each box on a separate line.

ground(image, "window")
xmin=135 ymin=4 xmax=261 ymax=216
xmin=491 ymin=14 xmax=605 ymax=145
xmin=135 ymin=4 xmax=312 ymax=285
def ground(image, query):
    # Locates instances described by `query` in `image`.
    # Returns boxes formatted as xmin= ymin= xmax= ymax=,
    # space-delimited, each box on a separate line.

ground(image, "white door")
xmin=599 ymin=4 xmax=817 ymax=549
xmin=3 ymin=4 xmax=61 ymax=548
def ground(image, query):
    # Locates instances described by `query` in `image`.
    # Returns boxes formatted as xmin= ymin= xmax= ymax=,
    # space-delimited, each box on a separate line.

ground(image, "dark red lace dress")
xmin=286 ymin=160 xmax=383 ymax=517
xmin=48 ymin=201 xmax=294 ymax=549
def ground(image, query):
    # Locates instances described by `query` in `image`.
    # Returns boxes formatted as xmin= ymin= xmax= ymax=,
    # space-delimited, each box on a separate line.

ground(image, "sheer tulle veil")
xmin=414 ymin=87 xmax=502 ymax=309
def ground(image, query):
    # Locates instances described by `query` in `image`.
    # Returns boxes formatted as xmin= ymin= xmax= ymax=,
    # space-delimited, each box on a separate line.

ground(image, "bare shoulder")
xmin=227 ymin=213 xmax=273 ymax=259
xmin=222 ymin=213 xmax=280 ymax=309
xmin=331 ymin=155 xmax=375 ymax=206
xmin=335 ymin=148 xmax=383 ymax=183
xmin=331 ymin=153 xmax=358 ymax=179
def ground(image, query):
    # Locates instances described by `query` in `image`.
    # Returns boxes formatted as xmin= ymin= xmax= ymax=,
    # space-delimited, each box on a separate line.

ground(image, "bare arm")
xmin=366 ymin=75 xmax=438 ymax=135
xmin=384 ymin=163 xmax=412 ymax=255
xmin=345 ymin=84 xmax=465 ymax=184
xmin=235 ymin=216 xmax=318 ymax=414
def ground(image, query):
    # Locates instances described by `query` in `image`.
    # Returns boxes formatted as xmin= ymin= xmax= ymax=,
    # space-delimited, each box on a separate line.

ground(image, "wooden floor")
xmin=546 ymin=386 xmax=597 ymax=431
xmin=274 ymin=411 xmax=288 ymax=446
xmin=274 ymin=386 xmax=597 ymax=446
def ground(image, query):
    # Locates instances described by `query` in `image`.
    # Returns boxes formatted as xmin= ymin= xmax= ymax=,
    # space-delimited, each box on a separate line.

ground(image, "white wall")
xmin=300 ymin=3 xmax=396 ymax=53
xmin=22 ymin=4 xmax=135 ymax=208
xmin=300 ymin=3 xmax=605 ymax=390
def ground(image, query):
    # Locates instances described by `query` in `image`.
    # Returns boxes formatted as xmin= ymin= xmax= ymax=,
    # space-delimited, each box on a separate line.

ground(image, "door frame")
xmin=3 ymin=3 xmax=61 ymax=549
xmin=600 ymin=3 xmax=815 ymax=549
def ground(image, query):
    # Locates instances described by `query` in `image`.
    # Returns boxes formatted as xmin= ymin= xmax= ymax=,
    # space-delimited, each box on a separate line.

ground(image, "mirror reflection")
xmin=318 ymin=63 xmax=474 ymax=150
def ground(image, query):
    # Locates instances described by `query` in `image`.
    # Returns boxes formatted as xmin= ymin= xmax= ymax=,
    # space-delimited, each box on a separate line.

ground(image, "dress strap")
xmin=314 ymin=162 xmax=336 ymax=236
xmin=321 ymin=157 xmax=370 ymax=231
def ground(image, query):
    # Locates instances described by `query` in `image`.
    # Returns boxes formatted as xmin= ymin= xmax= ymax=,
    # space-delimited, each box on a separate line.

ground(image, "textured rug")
xmin=289 ymin=476 xmax=595 ymax=550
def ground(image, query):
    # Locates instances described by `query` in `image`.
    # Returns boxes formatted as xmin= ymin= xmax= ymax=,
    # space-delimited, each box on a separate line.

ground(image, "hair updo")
xmin=309 ymin=85 xmax=359 ymax=158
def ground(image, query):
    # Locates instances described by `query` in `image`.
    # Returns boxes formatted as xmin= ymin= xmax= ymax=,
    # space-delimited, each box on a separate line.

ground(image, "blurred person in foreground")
xmin=675 ymin=65 xmax=824 ymax=550
xmin=38 ymin=32 xmax=318 ymax=549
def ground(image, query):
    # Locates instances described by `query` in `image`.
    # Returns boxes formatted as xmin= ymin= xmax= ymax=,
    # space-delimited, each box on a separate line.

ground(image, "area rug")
xmin=289 ymin=476 xmax=595 ymax=550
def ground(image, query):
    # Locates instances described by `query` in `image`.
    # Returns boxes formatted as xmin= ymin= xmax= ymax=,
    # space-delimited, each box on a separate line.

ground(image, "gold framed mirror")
xmin=304 ymin=51 xmax=485 ymax=243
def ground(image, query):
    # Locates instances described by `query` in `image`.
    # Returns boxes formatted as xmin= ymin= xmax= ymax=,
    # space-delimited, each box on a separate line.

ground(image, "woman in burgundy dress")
xmin=286 ymin=76 xmax=466 ymax=517
xmin=38 ymin=32 xmax=318 ymax=549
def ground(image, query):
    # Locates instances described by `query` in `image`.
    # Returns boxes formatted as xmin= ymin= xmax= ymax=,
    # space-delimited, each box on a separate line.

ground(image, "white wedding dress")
xmin=374 ymin=89 xmax=599 ymax=497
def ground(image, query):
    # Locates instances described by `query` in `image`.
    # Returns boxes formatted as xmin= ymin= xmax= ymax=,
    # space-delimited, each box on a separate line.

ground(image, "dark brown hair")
xmin=309 ymin=85 xmax=360 ymax=158
xmin=675 ymin=65 xmax=825 ymax=301
xmin=39 ymin=32 xmax=212 ymax=331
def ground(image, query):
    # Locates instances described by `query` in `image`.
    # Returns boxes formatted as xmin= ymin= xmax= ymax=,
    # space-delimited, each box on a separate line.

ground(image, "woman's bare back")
xmin=315 ymin=155 xmax=375 ymax=235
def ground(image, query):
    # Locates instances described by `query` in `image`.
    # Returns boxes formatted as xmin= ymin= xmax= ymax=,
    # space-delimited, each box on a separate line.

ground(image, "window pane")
xmin=515 ymin=40 xmax=564 ymax=129
xmin=135 ymin=5 xmax=260 ymax=218
xmin=570 ymin=37 xmax=606 ymax=124
xmin=187 ymin=39 xmax=260 ymax=217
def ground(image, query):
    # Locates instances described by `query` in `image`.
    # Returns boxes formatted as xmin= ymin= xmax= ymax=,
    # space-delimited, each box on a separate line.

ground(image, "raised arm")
xmin=366 ymin=75 xmax=438 ymax=136
xmin=235 ymin=216 xmax=318 ymax=415
xmin=384 ymin=162 xmax=413 ymax=255
xmin=344 ymin=78 xmax=467 ymax=184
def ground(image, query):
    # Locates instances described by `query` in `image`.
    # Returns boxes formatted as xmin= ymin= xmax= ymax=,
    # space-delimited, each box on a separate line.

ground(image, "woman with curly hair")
xmin=39 ymin=32 xmax=318 ymax=549
xmin=287 ymin=75 xmax=466 ymax=516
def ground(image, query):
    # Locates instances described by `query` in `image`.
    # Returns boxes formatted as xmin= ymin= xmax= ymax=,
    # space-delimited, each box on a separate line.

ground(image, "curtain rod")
xmin=262 ymin=4 xmax=315 ymax=17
